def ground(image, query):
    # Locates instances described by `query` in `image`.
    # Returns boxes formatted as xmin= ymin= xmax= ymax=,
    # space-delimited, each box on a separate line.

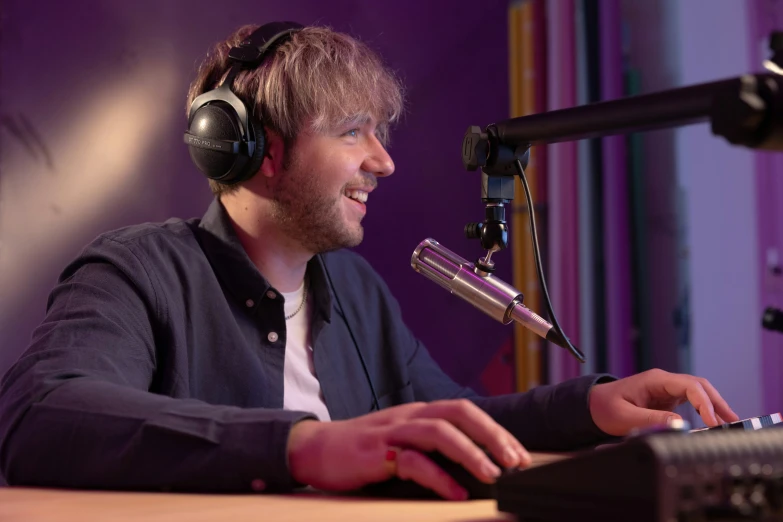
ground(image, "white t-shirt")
xmin=281 ymin=280 xmax=331 ymax=421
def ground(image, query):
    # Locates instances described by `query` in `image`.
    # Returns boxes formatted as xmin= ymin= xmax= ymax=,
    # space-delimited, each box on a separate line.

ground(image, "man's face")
xmin=269 ymin=118 xmax=395 ymax=253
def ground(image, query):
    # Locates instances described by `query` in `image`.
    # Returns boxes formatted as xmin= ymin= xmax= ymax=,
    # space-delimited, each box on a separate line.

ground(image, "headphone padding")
xmin=233 ymin=118 xmax=267 ymax=184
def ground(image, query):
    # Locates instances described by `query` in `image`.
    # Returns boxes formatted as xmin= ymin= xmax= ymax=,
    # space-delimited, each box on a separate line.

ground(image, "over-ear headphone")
xmin=184 ymin=21 xmax=303 ymax=185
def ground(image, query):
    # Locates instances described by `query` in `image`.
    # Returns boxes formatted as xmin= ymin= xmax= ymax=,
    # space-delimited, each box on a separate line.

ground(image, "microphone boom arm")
xmin=464 ymin=73 xmax=783 ymax=175
xmin=453 ymin=68 xmax=783 ymax=364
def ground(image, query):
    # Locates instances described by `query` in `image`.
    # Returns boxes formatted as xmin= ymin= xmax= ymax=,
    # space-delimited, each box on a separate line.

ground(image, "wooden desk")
xmin=0 ymin=453 xmax=570 ymax=522
xmin=0 ymin=489 xmax=511 ymax=522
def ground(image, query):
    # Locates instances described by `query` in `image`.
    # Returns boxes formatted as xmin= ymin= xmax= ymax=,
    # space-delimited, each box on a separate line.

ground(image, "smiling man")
xmin=0 ymin=23 xmax=738 ymax=500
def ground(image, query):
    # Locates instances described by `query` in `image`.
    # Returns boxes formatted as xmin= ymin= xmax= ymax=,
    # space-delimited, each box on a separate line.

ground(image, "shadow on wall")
xmin=1 ymin=59 xmax=180 ymax=321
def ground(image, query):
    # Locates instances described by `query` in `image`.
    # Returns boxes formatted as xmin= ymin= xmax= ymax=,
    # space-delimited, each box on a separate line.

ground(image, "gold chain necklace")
xmin=285 ymin=279 xmax=308 ymax=320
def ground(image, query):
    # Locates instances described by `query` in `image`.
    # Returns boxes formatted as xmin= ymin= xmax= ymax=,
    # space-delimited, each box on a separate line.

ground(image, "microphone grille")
xmin=418 ymin=246 xmax=460 ymax=280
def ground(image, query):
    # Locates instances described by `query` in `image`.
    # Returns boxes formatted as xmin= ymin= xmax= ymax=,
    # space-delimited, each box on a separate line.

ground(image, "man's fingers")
xmin=414 ymin=399 xmax=531 ymax=469
xmin=612 ymin=401 xmax=683 ymax=433
xmin=660 ymin=375 xmax=719 ymax=426
xmin=395 ymin=449 xmax=467 ymax=501
xmin=696 ymin=377 xmax=740 ymax=422
xmin=387 ymin=418 xmax=501 ymax=483
xmin=686 ymin=382 xmax=719 ymax=427
xmin=590 ymin=369 xmax=739 ymax=436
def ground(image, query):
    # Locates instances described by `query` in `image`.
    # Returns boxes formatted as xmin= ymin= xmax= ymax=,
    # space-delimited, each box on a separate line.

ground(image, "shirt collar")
xmin=197 ymin=199 xmax=333 ymax=323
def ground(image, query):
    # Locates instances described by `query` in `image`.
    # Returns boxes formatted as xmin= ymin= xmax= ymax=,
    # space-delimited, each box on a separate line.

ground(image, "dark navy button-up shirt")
xmin=0 ymin=199 xmax=612 ymax=492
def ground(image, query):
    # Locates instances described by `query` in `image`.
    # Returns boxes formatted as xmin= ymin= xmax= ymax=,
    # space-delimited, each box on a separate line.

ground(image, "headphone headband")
xmin=229 ymin=22 xmax=303 ymax=66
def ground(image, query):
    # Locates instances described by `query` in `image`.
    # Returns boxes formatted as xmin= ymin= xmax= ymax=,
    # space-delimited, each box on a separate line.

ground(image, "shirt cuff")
xmin=573 ymin=373 xmax=620 ymax=448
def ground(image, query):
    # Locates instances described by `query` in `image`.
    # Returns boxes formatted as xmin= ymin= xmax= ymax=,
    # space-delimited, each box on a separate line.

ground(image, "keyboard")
xmin=691 ymin=412 xmax=782 ymax=432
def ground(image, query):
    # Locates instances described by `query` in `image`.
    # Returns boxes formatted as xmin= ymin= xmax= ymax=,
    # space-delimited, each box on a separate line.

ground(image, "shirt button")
xmin=266 ymin=290 xmax=277 ymax=299
xmin=245 ymin=299 xmax=254 ymax=308
xmin=268 ymin=332 xmax=279 ymax=343
xmin=251 ymin=478 xmax=266 ymax=492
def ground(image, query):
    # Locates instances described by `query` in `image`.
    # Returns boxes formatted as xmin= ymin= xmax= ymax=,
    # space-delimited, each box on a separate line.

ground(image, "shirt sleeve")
xmin=376 ymin=271 xmax=616 ymax=450
xmin=0 ymin=237 xmax=315 ymax=492
xmin=404 ymin=333 xmax=614 ymax=450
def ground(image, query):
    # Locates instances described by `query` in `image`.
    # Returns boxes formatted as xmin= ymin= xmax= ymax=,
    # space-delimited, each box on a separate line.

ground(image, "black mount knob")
xmin=463 ymin=125 xmax=489 ymax=171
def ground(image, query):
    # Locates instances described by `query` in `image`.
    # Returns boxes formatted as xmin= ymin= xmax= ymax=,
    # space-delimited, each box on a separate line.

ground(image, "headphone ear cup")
xmin=187 ymin=101 xmax=247 ymax=182
xmin=232 ymin=118 xmax=267 ymax=184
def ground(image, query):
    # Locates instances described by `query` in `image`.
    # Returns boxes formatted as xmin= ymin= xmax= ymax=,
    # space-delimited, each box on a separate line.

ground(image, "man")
xmin=0 ymin=23 xmax=737 ymax=500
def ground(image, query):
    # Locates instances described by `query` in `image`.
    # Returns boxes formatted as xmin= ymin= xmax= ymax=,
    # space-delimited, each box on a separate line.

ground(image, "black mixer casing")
xmin=496 ymin=428 xmax=783 ymax=522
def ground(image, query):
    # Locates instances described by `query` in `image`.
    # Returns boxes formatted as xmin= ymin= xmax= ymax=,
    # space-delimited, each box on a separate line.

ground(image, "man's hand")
xmin=588 ymin=369 xmax=740 ymax=436
xmin=286 ymin=399 xmax=531 ymax=500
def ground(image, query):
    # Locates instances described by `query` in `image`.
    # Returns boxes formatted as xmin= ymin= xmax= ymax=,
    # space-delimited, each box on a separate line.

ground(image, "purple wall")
xmin=0 ymin=0 xmax=513 ymax=391
xmin=748 ymin=0 xmax=783 ymax=414
xmin=670 ymin=0 xmax=762 ymax=419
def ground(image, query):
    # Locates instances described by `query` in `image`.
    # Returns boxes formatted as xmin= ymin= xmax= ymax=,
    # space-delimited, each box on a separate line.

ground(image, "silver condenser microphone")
xmin=411 ymin=238 xmax=584 ymax=361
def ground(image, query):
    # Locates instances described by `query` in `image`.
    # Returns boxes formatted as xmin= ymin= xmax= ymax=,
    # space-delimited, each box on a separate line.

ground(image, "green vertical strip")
xmin=575 ymin=0 xmax=596 ymax=375
xmin=625 ymin=67 xmax=650 ymax=372
xmin=584 ymin=0 xmax=606 ymax=373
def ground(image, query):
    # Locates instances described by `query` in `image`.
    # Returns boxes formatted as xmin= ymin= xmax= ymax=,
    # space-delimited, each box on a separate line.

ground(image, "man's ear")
xmin=259 ymin=128 xmax=285 ymax=178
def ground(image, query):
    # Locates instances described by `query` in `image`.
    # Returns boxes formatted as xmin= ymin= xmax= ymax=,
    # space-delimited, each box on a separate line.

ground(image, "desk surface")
xmin=0 ymin=453 xmax=569 ymax=522
xmin=0 ymin=489 xmax=510 ymax=522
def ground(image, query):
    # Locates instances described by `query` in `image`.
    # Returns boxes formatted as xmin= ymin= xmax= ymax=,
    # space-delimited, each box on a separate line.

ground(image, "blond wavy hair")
xmin=186 ymin=25 xmax=405 ymax=196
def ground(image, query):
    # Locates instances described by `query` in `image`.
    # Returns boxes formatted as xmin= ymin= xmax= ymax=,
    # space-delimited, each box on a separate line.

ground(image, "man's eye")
xmin=344 ymin=129 xmax=359 ymax=138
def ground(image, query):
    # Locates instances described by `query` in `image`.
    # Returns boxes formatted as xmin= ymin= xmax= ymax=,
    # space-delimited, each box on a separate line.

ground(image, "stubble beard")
xmin=270 ymin=156 xmax=364 ymax=254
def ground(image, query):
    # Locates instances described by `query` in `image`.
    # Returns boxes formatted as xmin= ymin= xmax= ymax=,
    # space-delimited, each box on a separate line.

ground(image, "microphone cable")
xmin=514 ymin=159 xmax=585 ymax=363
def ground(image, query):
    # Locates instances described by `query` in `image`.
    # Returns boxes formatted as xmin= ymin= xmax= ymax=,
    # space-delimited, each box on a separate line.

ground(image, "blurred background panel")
xmin=1 ymin=0 xmax=781 ymax=424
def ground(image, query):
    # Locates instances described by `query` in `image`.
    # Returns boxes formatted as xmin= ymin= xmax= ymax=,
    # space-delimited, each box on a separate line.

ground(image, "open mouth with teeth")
xmin=344 ymin=189 xmax=369 ymax=213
